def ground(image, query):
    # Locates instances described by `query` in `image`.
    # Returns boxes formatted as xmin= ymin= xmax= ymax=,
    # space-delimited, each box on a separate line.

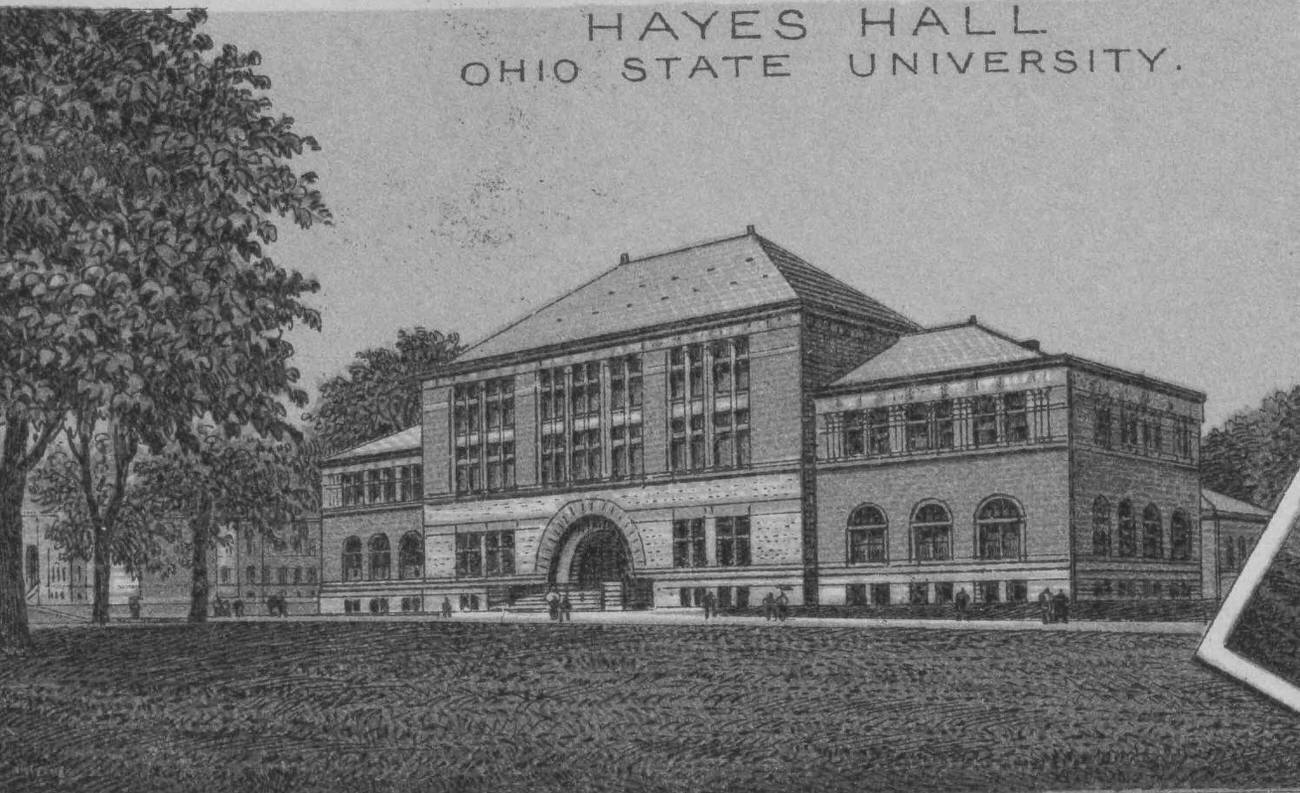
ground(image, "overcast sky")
xmin=198 ymin=1 xmax=1297 ymax=428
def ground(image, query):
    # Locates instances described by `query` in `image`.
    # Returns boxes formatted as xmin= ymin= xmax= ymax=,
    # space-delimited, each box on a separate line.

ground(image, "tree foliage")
xmin=1202 ymin=386 xmax=1300 ymax=510
xmin=310 ymin=327 xmax=461 ymax=454
xmin=0 ymin=8 xmax=331 ymax=643
xmin=133 ymin=425 xmax=317 ymax=621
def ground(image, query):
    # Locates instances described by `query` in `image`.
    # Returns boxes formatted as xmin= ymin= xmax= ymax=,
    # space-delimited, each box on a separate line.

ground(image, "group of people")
xmin=1039 ymin=587 xmax=1071 ymax=624
xmin=210 ymin=596 xmax=244 ymax=618
xmin=545 ymin=588 xmax=573 ymax=622
xmin=760 ymin=591 xmax=790 ymax=621
xmin=265 ymin=593 xmax=290 ymax=617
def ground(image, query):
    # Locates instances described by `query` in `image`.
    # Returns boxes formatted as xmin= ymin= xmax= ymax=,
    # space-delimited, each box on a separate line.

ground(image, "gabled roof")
xmin=831 ymin=320 xmax=1045 ymax=387
xmin=457 ymin=229 xmax=918 ymax=364
xmin=323 ymin=425 xmax=421 ymax=465
xmin=1202 ymin=489 xmax=1272 ymax=518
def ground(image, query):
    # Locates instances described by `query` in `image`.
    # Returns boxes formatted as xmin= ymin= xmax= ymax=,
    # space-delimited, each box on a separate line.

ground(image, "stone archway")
xmin=534 ymin=498 xmax=646 ymax=585
xmin=553 ymin=515 xmax=630 ymax=588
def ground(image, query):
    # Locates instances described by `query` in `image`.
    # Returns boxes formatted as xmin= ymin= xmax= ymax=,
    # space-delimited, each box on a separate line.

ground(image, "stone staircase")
xmin=506 ymin=589 xmax=606 ymax=613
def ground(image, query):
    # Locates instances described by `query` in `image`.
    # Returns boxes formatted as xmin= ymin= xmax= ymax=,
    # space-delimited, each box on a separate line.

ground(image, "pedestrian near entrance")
xmin=560 ymin=593 xmax=573 ymax=622
xmin=701 ymin=590 xmax=716 ymax=620
xmin=441 ymin=596 xmax=453 ymax=619
xmin=954 ymin=588 xmax=970 ymax=620
xmin=776 ymin=591 xmax=790 ymax=622
xmin=762 ymin=592 xmax=776 ymax=621
xmin=1039 ymin=587 xmax=1054 ymax=624
xmin=1052 ymin=590 xmax=1070 ymax=624
xmin=546 ymin=587 xmax=560 ymax=621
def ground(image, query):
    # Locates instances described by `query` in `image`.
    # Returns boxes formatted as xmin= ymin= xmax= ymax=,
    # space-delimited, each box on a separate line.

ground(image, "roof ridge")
xmin=908 ymin=317 xmax=1045 ymax=354
xmin=623 ymin=230 xmax=753 ymax=265
xmin=323 ymin=424 xmax=421 ymax=462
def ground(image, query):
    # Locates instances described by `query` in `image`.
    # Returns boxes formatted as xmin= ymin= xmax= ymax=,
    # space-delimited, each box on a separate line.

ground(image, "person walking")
xmin=546 ymin=587 xmax=560 ymax=622
xmin=762 ymin=592 xmax=776 ymax=621
xmin=776 ymin=591 xmax=790 ymax=622
xmin=1053 ymin=590 xmax=1070 ymax=624
xmin=441 ymin=596 xmax=453 ymax=619
xmin=559 ymin=592 xmax=573 ymax=623
xmin=1039 ymin=587 xmax=1054 ymax=624
xmin=954 ymin=587 xmax=970 ymax=620
xmin=702 ymin=590 xmax=716 ymax=620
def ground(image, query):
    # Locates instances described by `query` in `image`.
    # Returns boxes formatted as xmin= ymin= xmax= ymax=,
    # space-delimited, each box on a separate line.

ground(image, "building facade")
xmin=319 ymin=228 xmax=1213 ymax=614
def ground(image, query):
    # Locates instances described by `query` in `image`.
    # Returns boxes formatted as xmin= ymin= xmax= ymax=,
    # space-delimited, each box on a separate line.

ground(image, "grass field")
xmin=1 ymin=620 xmax=1298 ymax=793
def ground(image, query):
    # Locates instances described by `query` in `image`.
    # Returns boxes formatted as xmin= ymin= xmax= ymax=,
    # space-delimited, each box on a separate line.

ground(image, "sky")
xmin=192 ymin=0 xmax=1298 ymax=429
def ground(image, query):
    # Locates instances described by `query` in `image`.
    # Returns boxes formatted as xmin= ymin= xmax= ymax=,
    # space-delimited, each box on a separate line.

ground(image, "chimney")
xmin=1022 ymin=339 xmax=1041 ymax=352
xmin=619 ymin=252 xmax=630 ymax=265
xmin=967 ymin=314 xmax=978 ymax=325
xmin=746 ymin=224 xmax=756 ymax=235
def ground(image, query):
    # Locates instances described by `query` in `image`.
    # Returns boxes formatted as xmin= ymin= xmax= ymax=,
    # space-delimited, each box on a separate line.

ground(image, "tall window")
xmin=911 ymin=502 xmax=951 ymax=562
xmin=905 ymin=404 xmax=930 ymax=452
xmin=398 ymin=531 xmax=423 ymax=579
xmin=1142 ymin=503 xmax=1163 ymax=559
xmin=1121 ymin=413 xmax=1139 ymax=449
xmin=1173 ymin=418 xmax=1193 ymax=460
xmin=453 ymin=382 xmax=484 ymax=494
xmin=610 ymin=355 xmax=645 ymax=481
xmin=976 ymin=497 xmax=1023 ymax=560
xmin=1004 ymin=392 xmax=1029 ymax=443
xmin=1094 ymin=406 xmax=1113 ymax=449
xmin=711 ymin=338 xmax=751 ymax=468
xmin=672 ymin=518 xmax=706 ymax=568
xmin=484 ymin=378 xmax=516 ymax=491
xmin=1117 ymin=499 xmax=1136 ymax=557
xmin=847 ymin=505 xmax=888 ymax=564
xmin=1170 ymin=510 xmax=1191 ymax=561
xmin=570 ymin=428 xmax=601 ymax=481
xmin=455 ymin=532 xmax=483 ymax=578
xmin=483 ymin=531 xmax=516 ymax=577
xmin=541 ymin=433 xmax=565 ymax=486
xmin=342 ymin=536 xmax=363 ymax=582
xmin=1092 ymin=496 xmax=1111 ymax=556
xmin=972 ymin=396 xmax=999 ymax=446
xmin=399 ymin=464 xmax=423 ymax=502
xmin=715 ymin=516 xmax=752 ymax=567
xmin=671 ymin=414 xmax=706 ymax=472
xmin=368 ymin=534 xmax=391 ymax=580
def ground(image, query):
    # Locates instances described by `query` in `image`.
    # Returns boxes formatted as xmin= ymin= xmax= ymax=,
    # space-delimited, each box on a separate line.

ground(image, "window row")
xmin=340 ymin=465 xmax=424 ymax=507
xmin=1090 ymin=497 xmax=1192 ymax=560
xmin=455 ymin=530 xmax=516 ymax=578
xmin=845 ymin=497 xmax=1026 ymax=564
xmin=845 ymin=580 xmax=1029 ymax=606
xmin=823 ymin=390 xmax=1058 ymax=462
xmin=223 ymin=565 xmax=318 ymax=585
xmin=540 ymin=356 xmax=645 ymax=488
xmin=1088 ymin=579 xmax=1197 ymax=599
xmin=342 ymin=532 xmax=424 ymax=581
xmin=1092 ymin=402 xmax=1195 ymax=461
xmin=672 ymin=516 xmax=752 ymax=568
xmin=670 ymin=339 xmax=751 ymax=472
xmin=455 ymin=377 xmax=516 ymax=494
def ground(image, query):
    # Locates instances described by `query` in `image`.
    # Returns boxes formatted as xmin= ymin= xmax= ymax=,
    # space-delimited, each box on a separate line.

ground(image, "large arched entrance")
xmin=551 ymin=515 xmax=630 ymax=588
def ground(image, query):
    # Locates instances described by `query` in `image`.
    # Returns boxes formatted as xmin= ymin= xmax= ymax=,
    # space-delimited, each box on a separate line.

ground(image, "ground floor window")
xmin=979 ymin=581 xmax=1000 ymax=603
xmin=847 ymin=584 xmax=868 ymax=606
xmin=934 ymin=582 xmax=954 ymax=604
xmin=871 ymin=583 xmax=891 ymax=605
xmin=1092 ymin=579 xmax=1114 ymax=598
xmin=459 ymin=594 xmax=481 ymax=610
xmin=399 ymin=596 xmax=422 ymax=612
xmin=343 ymin=599 xmax=361 ymax=614
xmin=368 ymin=597 xmax=389 ymax=615
xmin=1007 ymin=580 xmax=1028 ymax=603
xmin=909 ymin=582 xmax=929 ymax=605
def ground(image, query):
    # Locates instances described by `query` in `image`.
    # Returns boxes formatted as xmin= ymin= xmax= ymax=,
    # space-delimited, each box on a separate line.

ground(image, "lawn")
xmin=1 ymin=620 xmax=1297 ymax=793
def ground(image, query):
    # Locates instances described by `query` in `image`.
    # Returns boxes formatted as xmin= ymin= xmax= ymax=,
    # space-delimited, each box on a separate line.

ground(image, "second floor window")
xmin=715 ymin=516 xmax=752 ymax=567
xmin=672 ymin=518 xmax=706 ymax=567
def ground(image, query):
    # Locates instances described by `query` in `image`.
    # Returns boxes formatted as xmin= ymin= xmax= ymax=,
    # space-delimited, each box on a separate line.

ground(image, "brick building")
xmin=319 ymin=228 xmax=1211 ymax=614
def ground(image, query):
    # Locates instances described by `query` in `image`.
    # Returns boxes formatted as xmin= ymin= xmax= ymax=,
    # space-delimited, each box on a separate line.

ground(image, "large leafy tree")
xmin=1202 ymin=386 xmax=1300 ymax=510
xmin=134 ymin=427 xmax=316 ymax=622
xmin=0 ymin=9 xmax=330 ymax=647
xmin=310 ymin=327 xmax=462 ymax=454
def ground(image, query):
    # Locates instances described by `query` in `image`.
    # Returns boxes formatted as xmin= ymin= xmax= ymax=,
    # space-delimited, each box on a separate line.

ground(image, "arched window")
xmin=1092 ymin=496 xmax=1111 ymax=556
xmin=1117 ymin=500 xmax=1136 ymax=557
xmin=342 ymin=536 xmax=363 ymax=582
xmin=1142 ymin=504 xmax=1163 ymax=559
xmin=911 ymin=502 xmax=952 ymax=562
xmin=398 ymin=531 xmax=424 ymax=579
xmin=847 ymin=505 xmax=888 ymax=564
xmin=368 ymin=534 xmax=391 ymax=580
xmin=976 ymin=497 xmax=1023 ymax=560
xmin=1170 ymin=510 xmax=1191 ymax=561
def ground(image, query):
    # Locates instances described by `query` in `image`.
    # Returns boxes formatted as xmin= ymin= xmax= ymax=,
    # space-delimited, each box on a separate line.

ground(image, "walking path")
xmin=68 ymin=608 xmax=1209 ymax=635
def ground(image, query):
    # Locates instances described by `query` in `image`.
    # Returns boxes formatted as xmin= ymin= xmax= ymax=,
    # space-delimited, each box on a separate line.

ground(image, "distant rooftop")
xmin=458 ymin=228 xmax=919 ymax=364
xmin=324 ymin=425 xmax=421 ymax=464
xmin=831 ymin=319 xmax=1044 ymax=387
xmin=1202 ymin=489 xmax=1272 ymax=518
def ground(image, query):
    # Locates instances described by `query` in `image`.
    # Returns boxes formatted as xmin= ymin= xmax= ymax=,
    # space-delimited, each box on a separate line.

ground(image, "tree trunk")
xmin=0 ymin=418 xmax=32 ymax=651
xmin=188 ymin=500 xmax=211 ymax=623
xmin=91 ymin=521 xmax=111 ymax=625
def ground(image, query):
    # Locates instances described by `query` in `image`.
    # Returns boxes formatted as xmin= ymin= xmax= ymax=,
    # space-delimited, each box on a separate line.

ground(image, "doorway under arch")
xmin=551 ymin=515 xmax=631 ymax=589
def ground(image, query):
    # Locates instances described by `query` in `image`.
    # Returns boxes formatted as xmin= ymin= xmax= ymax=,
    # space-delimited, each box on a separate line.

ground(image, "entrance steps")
xmin=507 ymin=589 xmax=605 ymax=613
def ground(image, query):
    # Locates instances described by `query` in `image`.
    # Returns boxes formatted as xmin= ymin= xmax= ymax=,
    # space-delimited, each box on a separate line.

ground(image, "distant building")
xmin=22 ymin=511 xmax=136 ymax=615
xmin=209 ymin=517 xmax=323 ymax=616
xmin=318 ymin=228 xmax=1209 ymax=614
xmin=1201 ymin=489 xmax=1271 ymax=601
